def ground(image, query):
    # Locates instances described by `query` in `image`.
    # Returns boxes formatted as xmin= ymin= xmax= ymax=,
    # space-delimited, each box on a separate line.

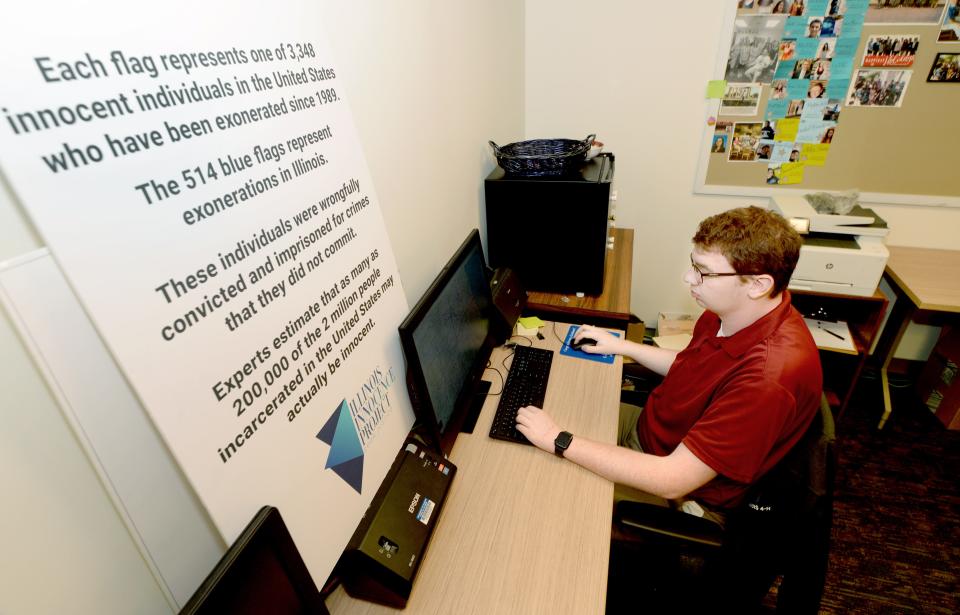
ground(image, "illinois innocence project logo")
xmin=316 ymin=365 xmax=397 ymax=493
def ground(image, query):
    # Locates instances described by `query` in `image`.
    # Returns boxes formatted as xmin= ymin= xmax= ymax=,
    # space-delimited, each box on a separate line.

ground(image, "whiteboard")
xmin=0 ymin=249 xmax=223 ymax=609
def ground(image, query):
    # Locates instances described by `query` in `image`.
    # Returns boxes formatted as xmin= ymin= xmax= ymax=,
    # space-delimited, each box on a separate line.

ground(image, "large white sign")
xmin=0 ymin=1 xmax=414 ymax=584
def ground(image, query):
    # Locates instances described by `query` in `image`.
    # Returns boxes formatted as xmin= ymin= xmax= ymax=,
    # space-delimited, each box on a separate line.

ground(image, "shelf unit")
xmin=790 ymin=289 xmax=889 ymax=420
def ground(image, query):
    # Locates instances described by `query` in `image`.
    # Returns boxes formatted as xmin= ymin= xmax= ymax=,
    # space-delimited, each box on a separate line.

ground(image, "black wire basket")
xmin=489 ymin=134 xmax=595 ymax=177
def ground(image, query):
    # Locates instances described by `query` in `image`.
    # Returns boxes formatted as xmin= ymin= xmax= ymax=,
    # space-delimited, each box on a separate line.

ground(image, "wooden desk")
xmin=327 ymin=323 xmax=622 ymax=614
xmin=525 ymin=228 xmax=633 ymax=329
xmin=873 ymin=246 xmax=960 ymax=429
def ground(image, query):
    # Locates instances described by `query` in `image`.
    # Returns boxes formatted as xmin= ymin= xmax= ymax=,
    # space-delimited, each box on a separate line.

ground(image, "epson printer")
xmin=771 ymin=195 xmax=889 ymax=297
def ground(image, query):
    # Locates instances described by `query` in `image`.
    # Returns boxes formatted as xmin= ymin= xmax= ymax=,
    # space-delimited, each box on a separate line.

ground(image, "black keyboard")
xmin=489 ymin=345 xmax=554 ymax=444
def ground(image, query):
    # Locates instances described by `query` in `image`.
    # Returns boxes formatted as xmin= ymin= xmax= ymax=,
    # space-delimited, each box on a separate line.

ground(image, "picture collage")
xmin=715 ymin=0 xmax=957 ymax=185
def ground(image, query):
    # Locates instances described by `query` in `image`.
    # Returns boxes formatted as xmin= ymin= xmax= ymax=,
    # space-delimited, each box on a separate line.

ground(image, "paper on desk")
xmin=516 ymin=322 xmax=539 ymax=337
xmin=804 ymin=318 xmax=856 ymax=354
xmin=653 ymin=333 xmax=693 ymax=351
xmin=517 ymin=316 xmax=545 ymax=329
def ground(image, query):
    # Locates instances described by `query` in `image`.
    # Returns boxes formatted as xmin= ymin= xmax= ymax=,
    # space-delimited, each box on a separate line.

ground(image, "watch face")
xmin=555 ymin=431 xmax=573 ymax=454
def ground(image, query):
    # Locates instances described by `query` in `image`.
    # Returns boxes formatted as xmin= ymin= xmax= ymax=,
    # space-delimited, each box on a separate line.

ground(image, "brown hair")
xmin=692 ymin=206 xmax=801 ymax=296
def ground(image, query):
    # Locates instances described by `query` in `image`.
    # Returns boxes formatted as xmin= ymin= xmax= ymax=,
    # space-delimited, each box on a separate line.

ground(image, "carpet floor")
xmin=815 ymin=371 xmax=960 ymax=614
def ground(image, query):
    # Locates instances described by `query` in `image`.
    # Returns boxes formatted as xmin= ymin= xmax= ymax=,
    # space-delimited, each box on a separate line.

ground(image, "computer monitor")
xmin=179 ymin=506 xmax=328 ymax=615
xmin=398 ymin=229 xmax=497 ymax=454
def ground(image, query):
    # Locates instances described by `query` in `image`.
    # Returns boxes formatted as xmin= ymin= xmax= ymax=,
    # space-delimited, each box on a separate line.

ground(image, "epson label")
xmin=408 ymin=492 xmax=421 ymax=514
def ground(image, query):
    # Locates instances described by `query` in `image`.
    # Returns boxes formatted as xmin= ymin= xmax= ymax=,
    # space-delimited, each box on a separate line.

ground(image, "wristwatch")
xmin=554 ymin=431 xmax=573 ymax=457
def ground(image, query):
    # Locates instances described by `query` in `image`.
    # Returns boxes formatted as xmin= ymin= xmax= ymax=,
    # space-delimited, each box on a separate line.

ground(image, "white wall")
xmin=524 ymin=0 xmax=960 ymax=355
xmin=0 ymin=3 xmax=523 ymax=613
xmin=0 ymin=188 xmax=175 ymax=612
xmin=321 ymin=2 xmax=525 ymax=305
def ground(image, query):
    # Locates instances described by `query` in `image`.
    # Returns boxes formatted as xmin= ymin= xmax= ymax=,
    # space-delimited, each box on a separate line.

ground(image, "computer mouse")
xmin=570 ymin=335 xmax=598 ymax=351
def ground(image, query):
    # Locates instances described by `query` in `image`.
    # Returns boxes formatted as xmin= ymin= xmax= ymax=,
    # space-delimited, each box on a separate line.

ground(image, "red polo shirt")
xmin=638 ymin=292 xmax=822 ymax=508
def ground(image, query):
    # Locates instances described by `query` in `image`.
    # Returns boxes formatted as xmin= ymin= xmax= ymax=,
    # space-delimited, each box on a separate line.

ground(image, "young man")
xmin=516 ymin=206 xmax=821 ymax=514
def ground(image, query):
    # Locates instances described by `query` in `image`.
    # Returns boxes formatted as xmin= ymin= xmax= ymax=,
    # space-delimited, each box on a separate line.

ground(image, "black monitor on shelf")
xmin=398 ymin=229 xmax=498 ymax=454
xmin=179 ymin=506 xmax=328 ymax=615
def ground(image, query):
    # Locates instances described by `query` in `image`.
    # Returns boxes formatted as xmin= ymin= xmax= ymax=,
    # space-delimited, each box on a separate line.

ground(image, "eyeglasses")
xmin=689 ymin=256 xmax=753 ymax=285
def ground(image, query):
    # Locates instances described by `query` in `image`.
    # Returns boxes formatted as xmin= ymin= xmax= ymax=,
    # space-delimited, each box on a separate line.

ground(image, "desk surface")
xmin=525 ymin=228 xmax=634 ymax=325
xmin=328 ymin=324 xmax=621 ymax=614
xmin=885 ymin=246 xmax=960 ymax=313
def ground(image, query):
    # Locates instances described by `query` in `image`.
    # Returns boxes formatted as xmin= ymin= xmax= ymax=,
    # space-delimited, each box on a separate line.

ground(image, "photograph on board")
xmin=792 ymin=58 xmax=815 ymax=78
xmin=711 ymin=134 xmax=729 ymax=153
xmin=756 ymin=140 xmax=775 ymax=160
xmin=866 ymin=0 xmax=946 ymax=24
xmin=811 ymin=58 xmax=832 ymax=79
xmin=939 ymin=0 xmax=960 ymax=41
xmin=779 ymin=38 xmax=797 ymax=60
xmin=822 ymin=15 xmax=843 ymax=37
xmin=846 ymin=68 xmax=912 ymax=106
xmin=715 ymin=120 xmax=735 ymax=133
xmin=764 ymin=0 xmax=800 ymax=13
xmin=807 ymin=80 xmax=828 ymax=98
xmin=862 ymin=35 xmax=920 ymax=67
xmin=761 ymin=120 xmax=777 ymax=139
xmin=820 ymin=125 xmax=837 ymax=144
xmin=817 ymin=39 xmax=836 ymax=59
xmin=828 ymin=0 xmax=848 ymax=16
xmin=823 ymin=99 xmax=842 ymax=121
xmin=725 ymin=15 xmax=787 ymax=83
xmin=720 ymin=83 xmax=763 ymax=115
xmin=927 ymin=52 xmax=960 ymax=81
xmin=766 ymin=165 xmax=782 ymax=184
xmin=757 ymin=0 xmax=790 ymax=15
xmin=787 ymin=98 xmax=806 ymax=117
xmin=790 ymin=0 xmax=807 ymax=16
xmin=729 ymin=122 xmax=763 ymax=161
xmin=771 ymin=79 xmax=789 ymax=98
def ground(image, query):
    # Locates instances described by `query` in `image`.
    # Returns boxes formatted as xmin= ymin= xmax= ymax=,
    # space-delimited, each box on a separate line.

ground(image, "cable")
xmin=553 ymin=320 xmax=578 ymax=349
xmin=483 ymin=338 xmax=530 ymax=397
xmin=484 ymin=364 xmax=505 ymax=396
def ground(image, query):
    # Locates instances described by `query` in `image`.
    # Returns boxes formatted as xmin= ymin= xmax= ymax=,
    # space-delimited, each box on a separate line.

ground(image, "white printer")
xmin=771 ymin=195 xmax=889 ymax=297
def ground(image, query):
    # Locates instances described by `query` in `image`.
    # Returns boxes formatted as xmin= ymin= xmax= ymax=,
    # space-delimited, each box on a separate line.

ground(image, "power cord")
xmin=552 ymin=320 xmax=580 ymax=350
xmin=485 ymin=335 xmax=532 ymax=396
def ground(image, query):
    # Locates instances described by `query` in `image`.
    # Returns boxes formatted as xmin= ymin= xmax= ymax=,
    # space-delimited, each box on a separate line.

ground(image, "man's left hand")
xmin=516 ymin=405 xmax=561 ymax=453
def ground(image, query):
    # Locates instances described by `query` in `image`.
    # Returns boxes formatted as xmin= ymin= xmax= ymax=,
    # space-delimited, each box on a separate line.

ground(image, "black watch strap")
xmin=554 ymin=431 xmax=573 ymax=457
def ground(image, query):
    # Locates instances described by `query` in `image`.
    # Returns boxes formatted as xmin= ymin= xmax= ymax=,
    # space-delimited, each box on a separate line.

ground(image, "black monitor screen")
xmin=399 ymin=229 xmax=495 ymax=452
xmin=180 ymin=506 xmax=328 ymax=615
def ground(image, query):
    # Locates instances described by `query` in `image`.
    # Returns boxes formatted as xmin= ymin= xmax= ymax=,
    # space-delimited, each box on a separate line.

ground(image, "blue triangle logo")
xmin=316 ymin=399 xmax=364 ymax=493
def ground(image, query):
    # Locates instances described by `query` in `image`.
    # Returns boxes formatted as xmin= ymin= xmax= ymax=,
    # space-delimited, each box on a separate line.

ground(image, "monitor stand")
xmin=460 ymin=381 xmax=491 ymax=434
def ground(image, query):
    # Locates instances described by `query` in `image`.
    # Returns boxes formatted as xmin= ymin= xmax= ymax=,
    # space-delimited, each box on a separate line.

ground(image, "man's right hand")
xmin=573 ymin=325 xmax=622 ymax=355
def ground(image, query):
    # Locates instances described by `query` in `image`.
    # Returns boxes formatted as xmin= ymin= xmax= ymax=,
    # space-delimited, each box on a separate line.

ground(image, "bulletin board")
xmin=695 ymin=0 xmax=960 ymax=207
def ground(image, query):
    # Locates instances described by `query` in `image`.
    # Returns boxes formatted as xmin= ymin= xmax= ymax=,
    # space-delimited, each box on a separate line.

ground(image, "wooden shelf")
xmin=789 ymin=288 xmax=889 ymax=420
xmin=525 ymin=227 xmax=633 ymax=329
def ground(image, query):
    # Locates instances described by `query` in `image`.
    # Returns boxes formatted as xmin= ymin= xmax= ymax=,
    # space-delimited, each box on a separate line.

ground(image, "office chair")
xmin=608 ymin=394 xmax=836 ymax=614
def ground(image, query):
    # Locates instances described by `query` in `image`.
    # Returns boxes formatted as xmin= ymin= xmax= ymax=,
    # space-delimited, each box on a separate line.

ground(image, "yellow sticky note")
xmin=517 ymin=316 xmax=545 ymax=329
xmin=779 ymin=162 xmax=805 ymax=184
xmin=706 ymin=80 xmax=727 ymax=99
xmin=775 ymin=118 xmax=800 ymax=142
xmin=516 ymin=322 xmax=539 ymax=337
xmin=801 ymin=143 xmax=830 ymax=166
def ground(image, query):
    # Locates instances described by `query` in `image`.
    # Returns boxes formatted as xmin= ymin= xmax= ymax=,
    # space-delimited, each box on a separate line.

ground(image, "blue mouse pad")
xmin=559 ymin=326 xmax=619 ymax=364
